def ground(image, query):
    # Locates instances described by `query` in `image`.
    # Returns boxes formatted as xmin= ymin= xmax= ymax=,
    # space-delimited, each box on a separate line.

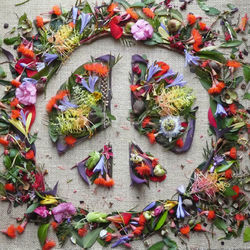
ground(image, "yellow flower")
xmin=40 ymin=195 xmax=58 ymax=205
xmin=164 ymin=200 xmax=178 ymax=210
xmin=92 ymin=91 xmax=102 ymax=101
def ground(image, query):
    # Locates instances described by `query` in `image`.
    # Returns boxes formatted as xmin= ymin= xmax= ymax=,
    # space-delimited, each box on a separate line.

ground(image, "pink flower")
xmin=52 ymin=202 xmax=76 ymax=223
xmin=131 ymin=20 xmax=153 ymax=40
xmin=16 ymin=81 xmax=37 ymax=106
xmin=34 ymin=206 xmax=49 ymax=218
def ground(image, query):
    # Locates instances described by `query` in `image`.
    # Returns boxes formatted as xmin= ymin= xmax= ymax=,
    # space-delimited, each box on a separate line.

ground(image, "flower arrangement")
xmin=129 ymin=142 xmax=166 ymax=185
xmin=46 ymin=54 xmax=119 ymax=154
xmin=130 ymin=54 xmax=197 ymax=150
xmin=0 ymin=0 xmax=249 ymax=249
xmin=73 ymin=144 xmax=114 ymax=187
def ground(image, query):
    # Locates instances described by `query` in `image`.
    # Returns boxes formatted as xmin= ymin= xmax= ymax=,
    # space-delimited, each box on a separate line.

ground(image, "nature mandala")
xmin=0 ymin=0 xmax=249 ymax=250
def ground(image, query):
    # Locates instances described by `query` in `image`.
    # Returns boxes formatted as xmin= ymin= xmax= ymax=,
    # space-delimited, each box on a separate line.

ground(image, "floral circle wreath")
xmin=0 ymin=1 xmax=249 ymax=249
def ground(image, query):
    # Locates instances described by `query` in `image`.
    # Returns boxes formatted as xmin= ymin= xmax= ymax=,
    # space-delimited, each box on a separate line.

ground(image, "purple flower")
xmin=177 ymin=185 xmax=185 ymax=194
xmin=58 ymin=96 xmax=78 ymax=111
xmin=111 ymin=236 xmax=130 ymax=248
xmin=79 ymin=13 xmax=91 ymax=34
xmin=81 ymin=75 xmax=98 ymax=93
xmin=72 ymin=7 xmax=78 ymax=25
xmin=22 ymin=78 xmax=37 ymax=85
xmin=52 ymin=202 xmax=76 ymax=223
xmin=184 ymin=49 xmax=200 ymax=67
xmin=146 ymin=63 xmax=161 ymax=82
xmin=93 ymin=155 xmax=106 ymax=175
xmin=143 ymin=201 xmax=156 ymax=211
xmin=34 ymin=206 xmax=49 ymax=218
xmin=166 ymin=73 xmax=187 ymax=88
xmin=44 ymin=53 xmax=58 ymax=65
xmin=176 ymin=195 xmax=189 ymax=219
xmin=131 ymin=20 xmax=153 ymax=41
xmin=156 ymin=68 xmax=175 ymax=82
xmin=16 ymin=81 xmax=37 ymax=105
xmin=215 ymin=103 xmax=227 ymax=116
xmin=154 ymin=206 xmax=163 ymax=216
xmin=36 ymin=62 xmax=45 ymax=71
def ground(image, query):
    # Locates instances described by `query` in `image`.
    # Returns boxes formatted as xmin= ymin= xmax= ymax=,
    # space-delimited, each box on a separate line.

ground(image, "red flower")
xmin=147 ymin=130 xmax=156 ymax=144
xmin=130 ymin=85 xmax=140 ymax=92
xmin=151 ymin=158 xmax=158 ymax=167
xmin=176 ymin=138 xmax=184 ymax=148
xmin=11 ymin=109 xmax=20 ymax=119
xmin=154 ymin=61 xmax=169 ymax=77
xmin=51 ymin=221 xmax=58 ymax=230
xmin=46 ymin=90 xmax=69 ymax=112
xmin=235 ymin=213 xmax=245 ymax=221
xmin=225 ymin=168 xmax=233 ymax=179
xmin=229 ymin=103 xmax=237 ymax=115
xmin=5 ymin=183 xmax=15 ymax=192
xmin=229 ymin=147 xmax=237 ymax=159
xmin=32 ymin=173 xmax=45 ymax=192
xmin=232 ymin=185 xmax=240 ymax=200
xmin=36 ymin=16 xmax=44 ymax=28
xmin=199 ymin=22 xmax=207 ymax=31
xmin=22 ymin=105 xmax=36 ymax=131
xmin=207 ymin=210 xmax=215 ymax=220
xmin=187 ymin=13 xmax=196 ymax=25
xmin=208 ymin=108 xmax=217 ymax=128
xmin=42 ymin=240 xmax=56 ymax=250
xmin=1 ymin=224 xmax=16 ymax=238
xmin=52 ymin=5 xmax=61 ymax=16
xmin=226 ymin=60 xmax=241 ymax=68
xmin=26 ymin=150 xmax=35 ymax=160
xmin=85 ymin=168 xmax=94 ymax=177
xmin=107 ymin=2 xmax=118 ymax=17
xmin=192 ymin=28 xmax=202 ymax=51
xmin=132 ymin=226 xmax=144 ymax=235
xmin=126 ymin=8 xmax=138 ymax=20
xmin=180 ymin=225 xmax=190 ymax=235
xmin=150 ymin=174 xmax=166 ymax=182
xmin=10 ymin=98 xmax=19 ymax=107
xmin=139 ymin=214 xmax=146 ymax=226
xmin=109 ymin=16 xmax=123 ymax=40
xmin=142 ymin=117 xmax=151 ymax=128
xmin=15 ymin=58 xmax=38 ymax=78
xmin=135 ymin=164 xmax=151 ymax=176
xmin=0 ymin=138 xmax=9 ymax=147
xmin=193 ymin=223 xmax=204 ymax=231
xmin=64 ymin=136 xmax=77 ymax=146
xmin=143 ymin=8 xmax=155 ymax=19
xmin=11 ymin=79 xmax=21 ymax=87
xmin=78 ymin=227 xmax=87 ymax=237
xmin=107 ymin=213 xmax=132 ymax=225
xmin=16 ymin=225 xmax=25 ymax=234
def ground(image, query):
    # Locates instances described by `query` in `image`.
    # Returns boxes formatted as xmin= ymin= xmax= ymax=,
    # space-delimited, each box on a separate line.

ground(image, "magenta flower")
xmin=34 ymin=206 xmax=50 ymax=218
xmin=52 ymin=202 xmax=76 ymax=223
xmin=16 ymin=81 xmax=37 ymax=105
xmin=131 ymin=20 xmax=153 ymax=40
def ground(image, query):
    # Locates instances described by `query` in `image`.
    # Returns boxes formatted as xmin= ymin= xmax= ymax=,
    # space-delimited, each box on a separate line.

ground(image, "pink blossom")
xmin=16 ymin=82 xmax=37 ymax=106
xmin=52 ymin=202 xmax=76 ymax=223
xmin=131 ymin=20 xmax=153 ymax=40
xmin=34 ymin=206 xmax=49 ymax=218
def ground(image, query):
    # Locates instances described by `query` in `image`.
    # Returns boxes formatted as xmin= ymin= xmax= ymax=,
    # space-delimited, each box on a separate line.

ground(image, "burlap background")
xmin=0 ymin=0 xmax=249 ymax=249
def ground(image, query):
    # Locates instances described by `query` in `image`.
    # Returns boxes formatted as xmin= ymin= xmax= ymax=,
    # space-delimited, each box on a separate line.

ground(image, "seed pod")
xmin=167 ymin=19 xmax=182 ymax=33
xmin=133 ymin=99 xmax=145 ymax=114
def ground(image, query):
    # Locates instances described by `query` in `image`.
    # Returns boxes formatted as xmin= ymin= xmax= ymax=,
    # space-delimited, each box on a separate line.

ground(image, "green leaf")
xmin=154 ymin=211 xmax=168 ymax=231
xmin=130 ymin=2 xmax=145 ymax=7
xmin=26 ymin=202 xmax=39 ymax=213
xmin=220 ymin=40 xmax=243 ymax=48
xmin=213 ymin=218 xmax=228 ymax=233
xmin=0 ymin=66 xmax=6 ymax=78
xmin=243 ymin=227 xmax=250 ymax=242
xmin=206 ymin=7 xmax=221 ymax=16
xmin=0 ymin=182 xmax=6 ymax=196
xmin=3 ymin=36 xmax=21 ymax=45
xmin=196 ymin=50 xmax=226 ymax=63
xmin=38 ymin=223 xmax=50 ymax=246
xmin=148 ymin=241 xmax=165 ymax=250
xmin=18 ymin=13 xmax=33 ymax=34
xmin=215 ymin=161 xmax=234 ymax=173
xmin=163 ymin=236 xmax=178 ymax=250
xmin=243 ymin=65 xmax=250 ymax=83
xmin=82 ymin=227 xmax=102 ymax=249
xmin=0 ymin=79 xmax=11 ymax=86
xmin=227 ymin=3 xmax=236 ymax=10
xmin=3 ymin=155 xmax=12 ymax=169
xmin=223 ymin=186 xmax=237 ymax=196
xmin=169 ymin=9 xmax=183 ymax=22
xmin=243 ymin=92 xmax=250 ymax=100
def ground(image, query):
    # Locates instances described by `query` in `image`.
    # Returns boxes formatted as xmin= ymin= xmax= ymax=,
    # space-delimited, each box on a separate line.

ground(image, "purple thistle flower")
xmin=143 ymin=201 xmax=156 ymax=211
xmin=58 ymin=97 xmax=78 ymax=111
xmin=72 ymin=7 xmax=78 ymax=25
xmin=111 ymin=236 xmax=130 ymax=248
xmin=79 ymin=12 xmax=91 ymax=34
xmin=166 ymin=73 xmax=187 ymax=88
xmin=44 ymin=53 xmax=58 ymax=65
xmin=156 ymin=68 xmax=175 ymax=82
xmin=146 ymin=63 xmax=161 ymax=82
xmin=184 ymin=49 xmax=200 ymax=67
xmin=81 ymin=75 xmax=98 ymax=93
xmin=93 ymin=155 xmax=106 ymax=175
xmin=215 ymin=103 xmax=227 ymax=116
xmin=176 ymin=195 xmax=190 ymax=219
xmin=22 ymin=78 xmax=37 ymax=85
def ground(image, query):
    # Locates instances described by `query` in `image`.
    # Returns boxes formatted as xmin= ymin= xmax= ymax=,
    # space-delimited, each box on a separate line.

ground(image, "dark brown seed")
xmin=4 ymin=23 xmax=9 ymax=29
xmin=241 ymin=84 xmax=246 ymax=90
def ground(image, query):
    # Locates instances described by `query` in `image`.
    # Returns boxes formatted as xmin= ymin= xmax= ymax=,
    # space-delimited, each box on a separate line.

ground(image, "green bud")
xmin=167 ymin=19 xmax=182 ymax=33
xmin=154 ymin=164 xmax=166 ymax=177
xmin=125 ymin=22 xmax=135 ymax=33
xmin=86 ymin=151 xmax=101 ymax=169
xmin=143 ymin=211 xmax=152 ymax=220
xmin=86 ymin=212 xmax=108 ymax=223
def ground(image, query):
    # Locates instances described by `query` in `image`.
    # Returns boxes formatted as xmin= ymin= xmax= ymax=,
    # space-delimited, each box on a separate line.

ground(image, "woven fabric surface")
xmin=0 ymin=0 xmax=249 ymax=249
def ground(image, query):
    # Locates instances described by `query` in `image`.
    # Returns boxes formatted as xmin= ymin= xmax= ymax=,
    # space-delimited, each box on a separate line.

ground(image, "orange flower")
xmin=84 ymin=63 xmax=109 ymax=77
xmin=147 ymin=130 xmax=156 ymax=144
xmin=11 ymin=109 xmax=20 ymax=119
xmin=208 ymin=81 xmax=225 ymax=95
xmin=36 ymin=16 xmax=44 ymax=28
xmin=5 ymin=183 xmax=15 ymax=192
xmin=226 ymin=60 xmax=241 ymax=68
xmin=154 ymin=61 xmax=170 ymax=77
xmin=133 ymin=226 xmax=144 ymax=235
xmin=107 ymin=213 xmax=132 ymax=225
xmin=229 ymin=103 xmax=237 ymax=115
xmin=78 ymin=227 xmax=87 ymax=237
xmin=105 ymin=179 xmax=115 ymax=187
xmin=193 ymin=223 xmax=204 ymax=231
xmin=51 ymin=221 xmax=58 ymax=230
xmin=0 ymin=138 xmax=9 ymax=146
xmin=11 ymin=79 xmax=21 ymax=87
xmin=52 ymin=5 xmax=62 ymax=16
xmin=16 ymin=225 xmax=25 ymax=234
xmin=229 ymin=147 xmax=237 ymax=159
xmin=207 ymin=210 xmax=215 ymax=220
xmin=10 ymin=98 xmax=19 ymax=107
xmin=2 ymin=224 xmax=16 ymax=238
xmin=135 ymin=163 xmax=151 ymax=176
xmin=130 ymin=85 xmax=140 ymax=92
xmin=68 ymin=22 xmax=75 ymax=28
xmin=126 ymin=8 xmax=138 ymax=20
xmin=64 ymin=135 xmax=77 ymax=146
xmin=42 ymin=240 xmax=56 ymax=250
xmin=105 ymin=232 xmax=113 ymax=242
xmin=139 ymin=214 xmax=146 ymax=226
xmin=107 ymin=3 xmax=118 ymax=17
xmin=232 ymin=185 xmax=240 ymax=200
xmin=25 ymin=150 xmax=35 ymax=160
xmin=225 ymin=168 xmax=233 ymax=179
xmin=187 ymin=13 xmax=196 ymax=25
xmin=17 ymin=44 xmax=35 ymax=58
xmin=180 ymin=225 xmax=190 ymax=235
xmin=199 ymin=22 xmax=206 ymax=31
xmin=192 ymin=28 xmax=202 ymax=51
xmin=142 ymin=117 xmax=151 ymax=128
xmin=143 ymin=8 xmax=155 ymax=19
xmin=176 ymin=138 xmax=184 ymax=148
xmin=94 ymin=177 xmax=106 ymax=186
xmin=46 ymin=90 xmax=69 ymax=112
xmin=237 ymin=14 xmax=248 ymax=32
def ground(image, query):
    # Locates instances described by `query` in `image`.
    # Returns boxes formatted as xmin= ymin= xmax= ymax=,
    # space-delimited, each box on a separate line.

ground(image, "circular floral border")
xmin=0 ymin=1 xmax=249 ymax=250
